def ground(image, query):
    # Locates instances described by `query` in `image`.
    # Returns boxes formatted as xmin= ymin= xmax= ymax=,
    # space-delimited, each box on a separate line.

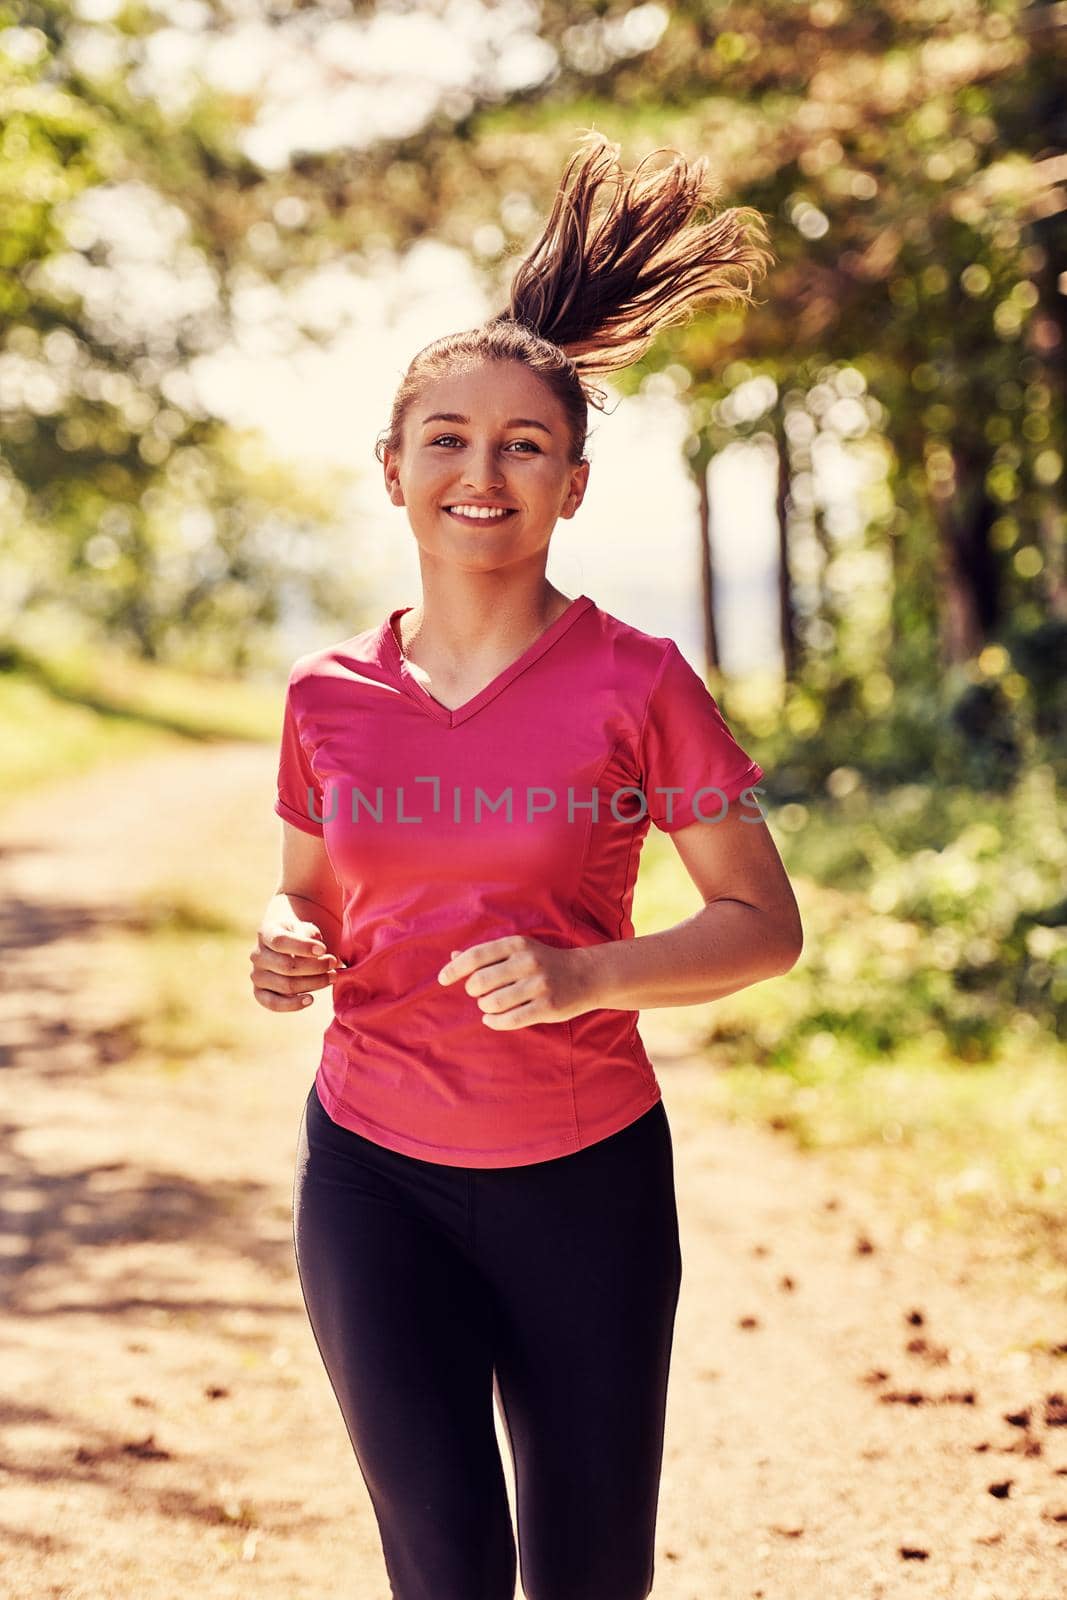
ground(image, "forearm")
xmin=265 ymin=889 xmax=344 ymax=955
xmin=584 ymin=898 xmax=800 ymax=1011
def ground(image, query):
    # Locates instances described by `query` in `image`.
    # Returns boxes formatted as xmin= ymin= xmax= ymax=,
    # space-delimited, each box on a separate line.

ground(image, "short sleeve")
xmin=638 ymin=641 xmax=765 ymax=831
xmin=274 ymin=667 xmax=326 ymax=836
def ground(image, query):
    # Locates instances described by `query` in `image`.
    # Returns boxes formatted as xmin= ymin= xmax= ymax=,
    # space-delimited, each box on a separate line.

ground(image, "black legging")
xmin=292 ymin=1078 xmax=683 ymax=1600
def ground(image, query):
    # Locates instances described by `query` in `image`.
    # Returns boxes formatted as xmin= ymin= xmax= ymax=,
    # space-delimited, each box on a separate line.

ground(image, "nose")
xmin=460 ymin=444 xmax=505 ymax=492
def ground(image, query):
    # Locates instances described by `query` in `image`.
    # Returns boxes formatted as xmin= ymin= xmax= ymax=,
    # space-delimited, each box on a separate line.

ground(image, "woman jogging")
xmin=250 ymin=131 xmax=803 ymax=1600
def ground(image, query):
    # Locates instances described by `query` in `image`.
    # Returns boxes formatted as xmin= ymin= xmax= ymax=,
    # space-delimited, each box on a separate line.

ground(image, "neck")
xmin=397 ymin=574 xmax=575 ymax=664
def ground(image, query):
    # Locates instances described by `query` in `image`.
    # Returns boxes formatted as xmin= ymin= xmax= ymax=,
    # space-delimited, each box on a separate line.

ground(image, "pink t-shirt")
xmin=275 ymin=593 xmax=765 ymax=1167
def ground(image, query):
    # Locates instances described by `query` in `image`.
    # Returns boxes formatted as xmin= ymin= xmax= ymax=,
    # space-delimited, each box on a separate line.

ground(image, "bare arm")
xmin=249 ymin=821 xmax=345 ymax=1011
xmin=584 ymin=800 xmax=803 ymax=1011
xmin=267 ymin=819 xmax=345 ymax=949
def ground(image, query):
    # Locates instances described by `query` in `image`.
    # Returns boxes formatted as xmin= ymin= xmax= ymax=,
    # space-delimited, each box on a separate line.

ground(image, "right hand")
xmin=249 ymin=916 xmax=344 ymax=1012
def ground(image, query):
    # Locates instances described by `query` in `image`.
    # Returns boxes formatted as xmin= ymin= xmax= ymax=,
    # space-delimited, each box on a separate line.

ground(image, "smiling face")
xmin=382 ymin=359 xmax=590 ymax=575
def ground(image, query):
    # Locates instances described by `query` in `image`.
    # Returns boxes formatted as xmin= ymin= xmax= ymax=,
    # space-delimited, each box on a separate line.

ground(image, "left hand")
xmin=437 ymin=935 xmax=599 ymax=1029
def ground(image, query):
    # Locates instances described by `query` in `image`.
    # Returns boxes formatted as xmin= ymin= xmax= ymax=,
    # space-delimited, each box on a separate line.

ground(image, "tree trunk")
xmin=1029 ymin=205 xmax=1067 ymax=619
xmin=691 ymin=439 xmax=720 ymax=674
xmin=772 ymin=402 xmax=798 ymax=680
xmin=930 ymin=442 xmax=1001 ymax=664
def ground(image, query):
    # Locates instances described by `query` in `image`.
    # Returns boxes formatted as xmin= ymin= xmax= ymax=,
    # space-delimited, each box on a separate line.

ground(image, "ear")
xmin=560 ymin=457 xmax=590 ymax=520
xmin=382 ymin=446 xmax=406 ymax=507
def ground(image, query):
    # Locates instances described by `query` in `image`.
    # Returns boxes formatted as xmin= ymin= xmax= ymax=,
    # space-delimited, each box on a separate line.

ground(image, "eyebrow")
xmin=420 ymin=412 xmax=553 ymax=437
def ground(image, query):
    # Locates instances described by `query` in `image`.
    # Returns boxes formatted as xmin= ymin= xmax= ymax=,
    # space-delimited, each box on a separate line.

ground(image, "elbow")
xmin=777 ymin=936 xmax=803 ymax=975
xmin=768 ymin=905 xmax=804 ymax=976
xmin=778 ymin=917 xmax=804 ymax=974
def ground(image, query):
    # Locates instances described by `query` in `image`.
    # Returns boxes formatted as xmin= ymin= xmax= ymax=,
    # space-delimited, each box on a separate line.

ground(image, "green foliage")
xmin=634 ymin=738 xmax=1066 ymax=1280
xmin=744 ymin=613 xmax=1065 ymax=799
xmin=743 ymin=763 xmax=1066 ymax=1065
xmin=0 ymin=4 xmax=357 ymax=669
xmin=1 ymin=1 xmax=1062 ymax=756
xmin=452 ymin=2 xmax=1065 ymax=714
xmin=4 ymin=0 xmax=1063 ymax=697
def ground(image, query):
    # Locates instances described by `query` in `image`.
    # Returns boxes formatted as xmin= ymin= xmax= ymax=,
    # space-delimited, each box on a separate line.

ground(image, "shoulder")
xmin=582 ymin=603 xmax=738 ymax=758
xmin=284 ymin=618 xmax=384 ymax=694
xmin=581 ymin=598 xmax=680 ymax=694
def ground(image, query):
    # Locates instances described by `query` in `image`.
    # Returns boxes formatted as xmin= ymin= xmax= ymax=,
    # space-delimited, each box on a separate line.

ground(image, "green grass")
xmin=126 ymin=921 xmax=256 ymax=1066
xmin=632 ymin=781 xmax=1067 ymax=1293
xmin=0 ymin=640 xmax=283 ymax=805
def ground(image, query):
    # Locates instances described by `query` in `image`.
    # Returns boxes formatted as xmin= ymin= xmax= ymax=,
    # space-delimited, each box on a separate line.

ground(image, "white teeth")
xmin=447 ymin=505 xmax=512 ymax=519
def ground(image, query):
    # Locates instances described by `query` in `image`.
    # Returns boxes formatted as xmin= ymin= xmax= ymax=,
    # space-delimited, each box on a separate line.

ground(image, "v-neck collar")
xmin=381 ymin=594 xmax=594 ymax=729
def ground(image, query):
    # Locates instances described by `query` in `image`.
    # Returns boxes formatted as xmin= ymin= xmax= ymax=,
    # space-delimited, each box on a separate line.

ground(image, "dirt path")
xmin=1 ymin=743 xmax=1065 ymax=1600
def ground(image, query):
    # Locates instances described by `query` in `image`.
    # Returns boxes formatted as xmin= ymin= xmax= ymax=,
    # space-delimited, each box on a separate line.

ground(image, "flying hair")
xmin=375 ymin=129 xmax=775 ymax=468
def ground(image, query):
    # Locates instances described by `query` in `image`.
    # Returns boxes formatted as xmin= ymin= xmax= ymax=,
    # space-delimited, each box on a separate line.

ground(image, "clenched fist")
xmin=250 ymin=915 xmax=344 ymax=1012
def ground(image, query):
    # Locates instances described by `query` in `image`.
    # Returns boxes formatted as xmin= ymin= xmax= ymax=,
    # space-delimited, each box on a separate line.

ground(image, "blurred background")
xmin=2 ymin=1 xmax=1066 ymax=1593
